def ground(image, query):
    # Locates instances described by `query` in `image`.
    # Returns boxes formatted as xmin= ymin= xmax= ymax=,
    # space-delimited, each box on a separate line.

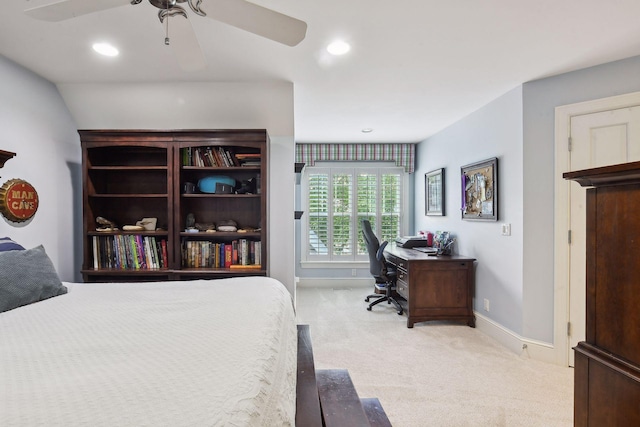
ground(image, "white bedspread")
xmin=0 ymin=276 xmax=297 ymax=427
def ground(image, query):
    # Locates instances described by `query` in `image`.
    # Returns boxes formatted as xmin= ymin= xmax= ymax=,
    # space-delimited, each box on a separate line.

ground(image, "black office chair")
xmin=362 ymin=220 xmax=403 ymax=315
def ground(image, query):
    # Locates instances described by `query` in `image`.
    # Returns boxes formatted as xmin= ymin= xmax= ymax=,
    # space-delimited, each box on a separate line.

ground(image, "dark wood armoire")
xmin=564 ymin=162 xmax=640 ymax=426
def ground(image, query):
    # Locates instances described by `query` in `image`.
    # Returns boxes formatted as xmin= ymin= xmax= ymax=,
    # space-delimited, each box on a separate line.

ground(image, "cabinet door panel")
xmin=411 ymin=268 xmax=469 ymax=309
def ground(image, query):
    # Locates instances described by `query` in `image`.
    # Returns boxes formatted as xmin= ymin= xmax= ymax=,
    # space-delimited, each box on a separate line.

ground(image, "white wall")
xmin=415 ymin=87 xmax=524 ymax=333
xmin=57 ymin=81 xmax=296 ymax=293
xmin=57 ymin=82 xmax=294 ymax=136
xmin=269 ymin=136 xmax=295 ymax=297
xmin=0 ymin=56 xmax=81 ymax=281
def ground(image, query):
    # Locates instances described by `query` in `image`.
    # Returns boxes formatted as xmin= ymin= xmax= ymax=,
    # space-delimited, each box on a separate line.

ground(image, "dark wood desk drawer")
xmin=396 ymin=279 xmax=408 ymax=299
xmin=387 ymin=254 xmax=407 ymax=271
xmin=396 ymin=269 xmax=408 ymax=283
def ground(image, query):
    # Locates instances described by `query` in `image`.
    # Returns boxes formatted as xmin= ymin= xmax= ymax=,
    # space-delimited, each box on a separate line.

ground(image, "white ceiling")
xmin=2 ymin=0 xmax=640 ymax=143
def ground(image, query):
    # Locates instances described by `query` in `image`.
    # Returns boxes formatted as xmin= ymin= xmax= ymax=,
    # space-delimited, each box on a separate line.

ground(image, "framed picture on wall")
xmin=461 ymin=157 xmax=498 ymax=221
xmin=425 ymin=168 xmax=445 ymax=216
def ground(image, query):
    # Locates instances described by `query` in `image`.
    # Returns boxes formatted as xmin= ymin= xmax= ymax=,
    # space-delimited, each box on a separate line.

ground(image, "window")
xmin=303 ymin=162 xmax=407 ymax=264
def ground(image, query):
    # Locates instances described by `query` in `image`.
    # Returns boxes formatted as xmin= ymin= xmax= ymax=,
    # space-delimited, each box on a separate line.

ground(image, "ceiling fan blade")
xmin=25 ymin=0 xmax=132 ymax=22
xmin=163 ymin=15 xmax=207 ymax=71
xmin=202 ymin=0 xmax=307 ymax=46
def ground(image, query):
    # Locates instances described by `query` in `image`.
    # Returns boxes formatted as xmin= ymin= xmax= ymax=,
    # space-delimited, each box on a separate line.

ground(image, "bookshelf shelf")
xmin=180 ymin=193 xmax=259 ymax=198
xmin=80 ymin=129 xmax=268 ymax=282
xmin=89 ymin=194 xmax=169 ymax=198
xmin=90 ymin=166 xmax=168 ymax=170
xmin=181 ymin=166 xmax=260 ymax=171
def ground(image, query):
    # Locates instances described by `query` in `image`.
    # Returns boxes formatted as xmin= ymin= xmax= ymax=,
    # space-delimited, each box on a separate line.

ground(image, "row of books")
xmin=181 ymin=147 xmax=262 ymax=168
xmin=182 ymin=239 xmax=261 ymax=268
xmin=92 ymin=235 xmax=168 ymax=270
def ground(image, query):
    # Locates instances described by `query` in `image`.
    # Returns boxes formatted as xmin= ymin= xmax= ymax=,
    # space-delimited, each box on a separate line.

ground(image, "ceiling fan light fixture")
xmin=327 ymin=40 xmax=351 ymax=56
xmin=92 ymin=42 xmax=119 ymax=57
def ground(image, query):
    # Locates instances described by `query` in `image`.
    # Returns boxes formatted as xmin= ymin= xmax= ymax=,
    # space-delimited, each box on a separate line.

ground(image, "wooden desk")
xmin=384 ymin=244 xmax=476 ymax=328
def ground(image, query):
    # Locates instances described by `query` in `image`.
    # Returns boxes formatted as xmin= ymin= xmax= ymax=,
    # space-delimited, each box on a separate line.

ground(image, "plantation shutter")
xmin=303 ymin=164 xmax=404 ymax=262
xmin=308 ymin=172 xmax=329 ymax=257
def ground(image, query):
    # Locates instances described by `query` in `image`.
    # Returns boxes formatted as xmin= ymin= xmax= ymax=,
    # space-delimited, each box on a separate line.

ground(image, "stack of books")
xmin=235 ymin=153 xmax=261 ymax=167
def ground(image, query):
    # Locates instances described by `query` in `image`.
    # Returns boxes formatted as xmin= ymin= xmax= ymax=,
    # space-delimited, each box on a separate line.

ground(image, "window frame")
xmin=300 ymin=161 xmax=409 ymax=268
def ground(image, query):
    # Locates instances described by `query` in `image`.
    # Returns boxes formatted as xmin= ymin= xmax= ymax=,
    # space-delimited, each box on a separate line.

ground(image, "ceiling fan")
xmin=24 ymin=0 xmax=307 ymax=71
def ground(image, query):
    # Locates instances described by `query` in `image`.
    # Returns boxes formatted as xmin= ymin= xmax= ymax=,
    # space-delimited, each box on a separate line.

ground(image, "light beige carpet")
xmin=295 ymin=286 xmax=573 ymax=427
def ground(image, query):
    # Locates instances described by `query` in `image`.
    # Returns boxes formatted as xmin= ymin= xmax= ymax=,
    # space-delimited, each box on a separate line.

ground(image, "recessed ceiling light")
xmin=92 ymin=42 xmax=119 ymax=57
xmin=362 ymin=128 xmax=373 ymax=133
xmin=327 ymin=40 xmax=351 ymax=56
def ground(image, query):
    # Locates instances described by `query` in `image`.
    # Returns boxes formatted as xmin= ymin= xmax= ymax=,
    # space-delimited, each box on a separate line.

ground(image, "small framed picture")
xmin=461 ymin=157 xmax=498 ymax=221
xmin=425 ymin=168 xmax=445 ymax=216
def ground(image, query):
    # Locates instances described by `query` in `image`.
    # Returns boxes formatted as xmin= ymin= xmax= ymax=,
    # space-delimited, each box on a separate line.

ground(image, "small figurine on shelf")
xmin=135 ymin=217 xmax=157 ymax=231
xmin=96 ymin=216 xmax=118 ymax=232
xmin=235 ymin=177 xmax=257 ymax=194
xmin=217 ymin=219 xmax=238 ymax=232
xmin=185 ymin=213 xmax=197 ymax=232
xmin=195 ymin=222 xmax=216 ymax=232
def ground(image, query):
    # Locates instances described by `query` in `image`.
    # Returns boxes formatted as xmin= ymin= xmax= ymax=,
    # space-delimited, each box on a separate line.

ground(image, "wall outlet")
xmin=351 ymin=268 xmax=357 ymax=277
xmin=483 ymin=298 xmax=490 ymax=312
xmin=501 ymin=223 xmax=511 ymax=236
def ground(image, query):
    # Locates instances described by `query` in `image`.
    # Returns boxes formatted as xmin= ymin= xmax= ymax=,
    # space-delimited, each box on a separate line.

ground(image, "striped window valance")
xmin=295 ymin=143 xmax=415 ymax=173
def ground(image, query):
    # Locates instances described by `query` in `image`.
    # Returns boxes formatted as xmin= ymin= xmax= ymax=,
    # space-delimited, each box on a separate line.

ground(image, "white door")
xmin=567 ymin=106 xmax=640 ymax=365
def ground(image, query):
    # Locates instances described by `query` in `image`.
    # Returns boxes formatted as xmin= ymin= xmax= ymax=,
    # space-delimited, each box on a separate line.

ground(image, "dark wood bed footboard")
xmin=295 ymin=324 xmax=392 ymax=426
xmin=296 ymin=324 xmax=322 ymax=426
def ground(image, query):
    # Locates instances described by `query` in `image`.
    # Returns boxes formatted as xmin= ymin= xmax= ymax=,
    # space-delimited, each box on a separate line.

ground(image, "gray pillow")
xmin=0 ymin=245 xmax=68 ymax=313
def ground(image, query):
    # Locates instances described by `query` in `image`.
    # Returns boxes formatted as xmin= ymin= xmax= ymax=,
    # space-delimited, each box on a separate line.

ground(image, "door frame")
xmin=553 ymin=90 xmax=640 ymax=366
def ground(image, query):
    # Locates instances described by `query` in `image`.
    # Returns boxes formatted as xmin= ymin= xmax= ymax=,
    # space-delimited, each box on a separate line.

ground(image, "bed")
xmin=0 ymin=248 xmax=297 ymax=427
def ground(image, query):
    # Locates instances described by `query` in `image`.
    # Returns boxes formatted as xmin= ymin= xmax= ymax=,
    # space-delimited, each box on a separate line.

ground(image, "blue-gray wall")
xmin=522 ymin=55 xmax=640 ymax=340
xmin=0 ymin=56 xmax=82 ymax=282
xmin=414 ymin=87 xmax=524 ymax=333
xmin=415 ymin=54 xmax=640 ymax=344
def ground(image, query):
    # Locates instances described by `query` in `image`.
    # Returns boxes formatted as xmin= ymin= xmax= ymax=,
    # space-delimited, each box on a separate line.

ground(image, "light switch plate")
xmin=501 ymin=223 xmax=511 ymax=236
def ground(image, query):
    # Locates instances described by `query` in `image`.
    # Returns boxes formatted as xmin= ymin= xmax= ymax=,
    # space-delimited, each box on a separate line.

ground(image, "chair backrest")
xmin=362 ymin=219 xmax=385 ymax=280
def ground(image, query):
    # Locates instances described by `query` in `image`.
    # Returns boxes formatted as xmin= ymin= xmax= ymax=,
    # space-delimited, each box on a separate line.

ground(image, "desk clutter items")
xmin=433 ymin=231 xmax=455 ymax=255
xmin=395 ymin=235 xmax=430 ymax=248
xmin=418 ymin=230 xmax=434 ymax=246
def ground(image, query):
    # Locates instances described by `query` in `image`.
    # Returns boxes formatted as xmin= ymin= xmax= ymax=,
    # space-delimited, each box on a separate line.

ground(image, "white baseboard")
xmin=297 ymin=277 xmax=372 ymax=288
xmin=474 ymin=311 xmax=563 ymax=366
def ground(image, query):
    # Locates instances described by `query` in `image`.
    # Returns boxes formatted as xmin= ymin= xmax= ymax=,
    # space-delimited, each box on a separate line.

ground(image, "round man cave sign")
xmin=0 ymin=179 xmax=39 ymax=222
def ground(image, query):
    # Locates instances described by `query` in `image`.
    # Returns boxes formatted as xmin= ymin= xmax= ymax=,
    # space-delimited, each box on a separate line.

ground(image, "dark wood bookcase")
xmin=80 ymin=129 xmax=268 ymax=282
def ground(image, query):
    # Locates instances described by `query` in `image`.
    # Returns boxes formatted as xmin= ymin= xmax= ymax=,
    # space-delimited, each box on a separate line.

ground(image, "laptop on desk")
xmin=413 ymin=246 xmax=438 ymax=254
